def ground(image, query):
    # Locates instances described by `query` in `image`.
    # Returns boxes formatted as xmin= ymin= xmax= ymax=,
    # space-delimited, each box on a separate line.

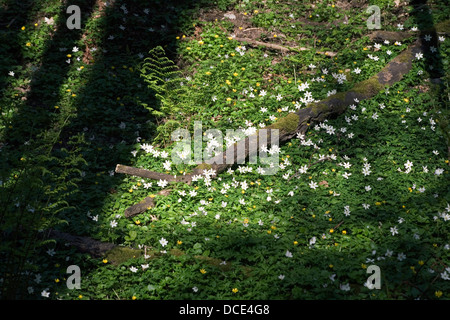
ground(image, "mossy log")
xmin=50 ymin=230 xmax=251 ymax=274
xmin=49 ymin=230 xmax=117 ymax=257
xmin=117 ymin=38 xmax=424 ymax=217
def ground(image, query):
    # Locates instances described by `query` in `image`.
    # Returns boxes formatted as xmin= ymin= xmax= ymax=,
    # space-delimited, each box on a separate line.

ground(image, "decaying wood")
xmin=124 ymin=189 xmax=171 ymax=218
xmin=115 ymin=164 xmax=192 ymax=184
xmin=234 ymin=36 xmax=296 ymax=52
xmin=49 ymin=230 xmax=116 ymax=257
xmin=233 ymin=36 xmax=337 ymax=56
xmin=368 ymin=30 xmax=414 ymax=42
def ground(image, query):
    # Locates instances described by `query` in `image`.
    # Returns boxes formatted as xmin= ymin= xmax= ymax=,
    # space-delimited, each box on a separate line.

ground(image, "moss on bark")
xmin=105 ymin=246 xmax=142 ymax=265
xmin=267 ymin=113 xmax=300 ymax=133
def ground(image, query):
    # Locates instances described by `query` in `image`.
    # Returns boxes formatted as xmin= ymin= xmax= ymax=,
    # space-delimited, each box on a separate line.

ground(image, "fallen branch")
xmin=233 ymin=36 xmax=337 ymax=57
xmin=49 ymin=230 xmax=116 ymax=257
xmin=50 ymin=229 xmax=247 ymax=272
xmin=234 ymin=36 xmax=293 ymax=52
xmin=115 ymin=164 xmax=192 ymax=184
xmin=124 ymin=189 xmax=171 ymax=218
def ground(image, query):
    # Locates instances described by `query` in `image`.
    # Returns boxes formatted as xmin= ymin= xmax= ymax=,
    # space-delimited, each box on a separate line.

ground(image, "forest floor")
xmin=0 ymin=0 xmax=449 ymax=300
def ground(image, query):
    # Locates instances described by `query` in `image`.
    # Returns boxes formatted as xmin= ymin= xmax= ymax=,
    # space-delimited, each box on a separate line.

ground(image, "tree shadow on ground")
xmin=0 ymin=0 xmax=218 ymax=299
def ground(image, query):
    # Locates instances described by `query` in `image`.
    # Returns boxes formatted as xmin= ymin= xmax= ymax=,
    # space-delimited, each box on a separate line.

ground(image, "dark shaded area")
xmin=0 ymin=0 xmax=220 ymax=299
xmin=410 ymin=1 xmax=444 ymax=72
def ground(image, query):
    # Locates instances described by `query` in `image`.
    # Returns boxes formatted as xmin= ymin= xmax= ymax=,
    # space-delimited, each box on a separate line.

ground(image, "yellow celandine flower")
xmin=55 ymin=279 xmax=60 ymax=283
xmin=102 ymin=259 xmax=108 ymax=263
xmin=293 ymin=241 xmax=298 ymax=245
xmin=375 ymin=202 xmax=382 ymax=206
xmin=21 ymin=26 xmax=25 ymax=30
xmin=329 ymin=229 xmax=334 ymax=233
xmin=214 ymin=34 xmax=219 ymax=38
xmin=186 ymin=47 xmax=191 ymax=50
xmin=233 ymin=72 xmax=238 ymax=76
xmin=198 ymin=40 xmax=204 ymax=45
xmin=67 ymin=54 xmax=72 ymax=58
xmin=200 ymin=269 xmax=207 ymax=274
xmin=226 ymin=97 xmax=232 ymax=101
xmin=177 ymin=240 xmax=182 ymax=245
xmin=78 ymin=295 xmax=83 ymax=299
xmin=232 ymin=288 xmax=238 ymax=293
xmin=418 ymin=260 xmax=424 ymax=266
xmin=435 ymin=291 xmax=443 ymax=298
xmin=254 ymin=10 xmax=258 ymax=13
xmin=205 ymin=71 xmax=211 ymax=75
xmin=329 ymin=264 xmax=333 ymax=268
xmin=132 ymin=296 xmax=137 ymax=300
xmin=26 ymin=42 xmax=31 ymax=46
xmin=342 ymin=230 xmax=347 ymax=235
xmin=362 ymin=264 xmax=367 ymax=269
xmin=135 ymin=220 xmax=140 ymax=225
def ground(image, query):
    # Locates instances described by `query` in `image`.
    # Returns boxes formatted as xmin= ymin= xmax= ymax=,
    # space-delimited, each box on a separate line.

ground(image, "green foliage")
xmin=1 ymin=0 xmax=449 ymax=301
xmin=140 ymin=46 xmax=187 ymax=145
